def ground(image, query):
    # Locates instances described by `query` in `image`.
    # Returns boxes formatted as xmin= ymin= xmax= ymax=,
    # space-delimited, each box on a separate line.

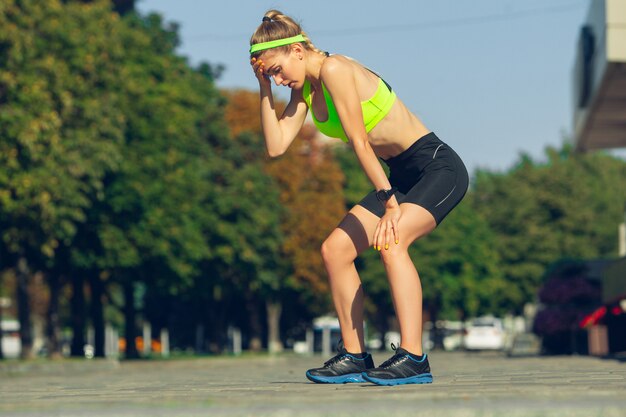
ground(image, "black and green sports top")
xmin=302 ymin=74 xmax=396 ymax=143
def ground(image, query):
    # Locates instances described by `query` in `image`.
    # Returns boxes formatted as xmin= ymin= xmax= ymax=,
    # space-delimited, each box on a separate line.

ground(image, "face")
xmin=259 ymin=47 xmax=304 ymax=89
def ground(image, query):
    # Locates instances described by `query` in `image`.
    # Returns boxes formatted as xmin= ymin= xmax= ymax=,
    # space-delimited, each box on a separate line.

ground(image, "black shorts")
xmin=358 ymin=132 xmax=469 ymax=225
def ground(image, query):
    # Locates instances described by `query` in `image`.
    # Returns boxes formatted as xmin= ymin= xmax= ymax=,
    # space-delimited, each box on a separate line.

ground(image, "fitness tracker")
xmin=375 ymin=187 xmax=398 ymax=202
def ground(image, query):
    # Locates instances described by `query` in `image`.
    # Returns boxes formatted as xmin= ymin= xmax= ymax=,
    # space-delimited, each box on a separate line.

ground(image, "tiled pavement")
xmin=1 ymin=351 xmax=625 ymax=416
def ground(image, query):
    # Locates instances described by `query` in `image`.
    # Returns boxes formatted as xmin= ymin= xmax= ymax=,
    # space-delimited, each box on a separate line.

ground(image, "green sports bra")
xmin=302 ymin=76 xmax=397 ymax=143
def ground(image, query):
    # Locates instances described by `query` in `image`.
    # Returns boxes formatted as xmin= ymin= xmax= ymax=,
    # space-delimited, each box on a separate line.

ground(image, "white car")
xmin=463 ymin=317 xmax=505 ymax=350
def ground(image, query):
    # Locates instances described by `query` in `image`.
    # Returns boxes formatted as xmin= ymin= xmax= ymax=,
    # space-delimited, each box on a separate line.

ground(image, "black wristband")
xmin=375 ymin=187 xmax=397 ymax=202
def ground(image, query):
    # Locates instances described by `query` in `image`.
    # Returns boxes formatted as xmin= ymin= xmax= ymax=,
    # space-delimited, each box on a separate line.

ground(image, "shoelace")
xmin=378 ymin=343 xmax=406 ymax=369
xmin=323 ymin=339 xmax=348 ymax=367
xmin=323 ymin=352 xmax=347 ymax=367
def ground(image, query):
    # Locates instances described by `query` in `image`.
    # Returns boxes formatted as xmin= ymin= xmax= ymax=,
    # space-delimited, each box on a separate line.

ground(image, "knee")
xmin=321 ymin=232 xmax=355 ymax=266
xmin=379 ymin=243 xmax=409 ymax=265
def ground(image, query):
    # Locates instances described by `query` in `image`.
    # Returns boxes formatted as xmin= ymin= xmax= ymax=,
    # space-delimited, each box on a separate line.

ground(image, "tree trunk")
xmin=266 ymin=301 xmax=283 ymax=353
xmin=207 ymin=292 xmax=226 ymax=354
xmin=90 ymin=273 xmax=105 ymax=358
xmin=70 ymin=273 xmax=86 ymax=357
xmin=246 ymin=294 xmax=263 ymax=351
xmin=45 ymin=272 xmax=63 ymax=358
xmin=16 ymin=258 xmax=34 ymax=359
xmin=428 ymin=296 xmax=444 ymax=350
xmin=124 ymin=280 xmax=139 ymax=359
xmin=374 ymin=314 xmax=389 ymax=352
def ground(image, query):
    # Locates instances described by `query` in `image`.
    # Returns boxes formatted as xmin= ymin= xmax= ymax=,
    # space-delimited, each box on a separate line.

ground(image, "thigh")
xmin=344 ymin=200 xmax=437 ymax=255
xmin=395 ymin=203 xmax=437 ymax=247
xmin=403 ymin=145 xmax=469 ymax=225
xmin=333 ymin=205 xmax=381 ymax=258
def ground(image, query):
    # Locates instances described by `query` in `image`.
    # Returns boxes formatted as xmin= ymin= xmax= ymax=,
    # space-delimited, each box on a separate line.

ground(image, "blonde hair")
xmin=249 ymin=10 xmax=326 ymax=58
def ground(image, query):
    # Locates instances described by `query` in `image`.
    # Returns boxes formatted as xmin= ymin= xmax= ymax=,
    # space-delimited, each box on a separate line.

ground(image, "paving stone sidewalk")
xmin=1 ymin=351 xmax=625 ymax=417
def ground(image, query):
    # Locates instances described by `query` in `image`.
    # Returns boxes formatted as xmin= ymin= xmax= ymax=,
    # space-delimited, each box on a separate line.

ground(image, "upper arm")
xmin=277 ymin=87 xmax=309 ymax=148
xmin=319 ymin=58 xmax=368 ymax=145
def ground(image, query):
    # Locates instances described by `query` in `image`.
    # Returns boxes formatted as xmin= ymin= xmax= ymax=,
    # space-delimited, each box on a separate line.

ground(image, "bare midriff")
xmin=366 ymin=98 xmax=431 ymax=160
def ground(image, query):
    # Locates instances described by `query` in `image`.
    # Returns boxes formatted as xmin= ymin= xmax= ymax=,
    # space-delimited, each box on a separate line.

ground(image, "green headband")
xmin=249 ymin=34 xmax=306 ymax=54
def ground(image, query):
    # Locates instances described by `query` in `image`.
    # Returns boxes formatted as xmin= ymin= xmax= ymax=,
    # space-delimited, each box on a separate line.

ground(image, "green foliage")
xmin=472 ymin=143 xmax=626 ymax=312
xmin=332 ymin=144 xmax=385 ymax=210
xmin=1 ymin=0 xmax=286 ymax=352
xmin=221 ymin=88 xmax=347 ymax=313
xmin=3 ymin=0 xmax=625 ymax=354
xmin=206 ymin=129 xmax=284 ymax=297
xmin=95 ymin=12 xmax=219 ymax=280
xmin=412 ymin=198 xmax=505 ymax=319
xmin=0 ymin=0 xmax=126 ymax=262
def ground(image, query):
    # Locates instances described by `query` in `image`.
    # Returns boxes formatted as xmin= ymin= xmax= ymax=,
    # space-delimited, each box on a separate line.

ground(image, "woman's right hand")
xmin=251 ymin=57 xmax=271 ymax=88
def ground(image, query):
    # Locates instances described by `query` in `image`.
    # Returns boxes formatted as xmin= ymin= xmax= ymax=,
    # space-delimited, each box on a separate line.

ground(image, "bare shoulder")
xmin=320 ymin=54 xmax=354 ymax=79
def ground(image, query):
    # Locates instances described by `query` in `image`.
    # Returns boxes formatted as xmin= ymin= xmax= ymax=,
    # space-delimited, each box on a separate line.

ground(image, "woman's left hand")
xmin=373 ymin=206 xmax=401 ymax=251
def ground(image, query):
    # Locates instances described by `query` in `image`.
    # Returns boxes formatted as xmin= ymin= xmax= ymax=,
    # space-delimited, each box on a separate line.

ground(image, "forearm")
xmin=259 ymin=85 xmax=285 ymax=157
xmin=352 ymin=140 xmax=399 ymax=208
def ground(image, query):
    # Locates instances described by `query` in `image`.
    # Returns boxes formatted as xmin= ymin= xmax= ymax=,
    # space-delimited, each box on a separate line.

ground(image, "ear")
xmin=291 ymin=43 xmax=304 ymax=59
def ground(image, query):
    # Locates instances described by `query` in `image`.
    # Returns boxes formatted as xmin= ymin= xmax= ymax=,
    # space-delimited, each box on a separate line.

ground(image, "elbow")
xmin=349 ymin=137 xmax=370 ymax=152
xmin=267 ymin=135 xmax=290 ymax=158
xmin=267 ymin=146 xmax=285 ymax=158
xmin=265 ymin=135 xmax=286 ymax=158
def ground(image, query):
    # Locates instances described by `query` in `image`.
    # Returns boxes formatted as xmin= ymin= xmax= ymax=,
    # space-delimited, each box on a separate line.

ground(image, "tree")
xmin=411 ymin=198 xmax=504 ymax=321
xmin=0 ymin=0 xmax=127 ymax=358
xmin=472 ymin=143 xmax=626 ymax=313
xmin=223 ymin=89 xmax=346 ymax=349
xmin=0 ymin=0 xmax=237 ymax=359
xmin=76 ymin=10 xmax=227 ymax=358
xmin=65 ymin=0 xmax=136 ymax=16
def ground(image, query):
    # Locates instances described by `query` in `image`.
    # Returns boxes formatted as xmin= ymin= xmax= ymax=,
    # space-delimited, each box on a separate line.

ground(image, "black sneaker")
xmin=362 ymin=345 xmax=433 ymax=386
xmin=306 ymin=345 xmax=375 ymax=384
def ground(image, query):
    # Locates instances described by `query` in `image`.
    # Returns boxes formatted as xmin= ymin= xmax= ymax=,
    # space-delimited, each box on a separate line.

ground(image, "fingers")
xmin=382 ymin=221 xmax=389 ymax=251
xmin=392 ymin=218 xmax=399 ymax=245
xmin=373 ymin=221 xmax=382 ymax=251
xmin=373 ymin=219 xmax=400 ymax=251
xmin=250 ymin=57 xmax=266 ymax=78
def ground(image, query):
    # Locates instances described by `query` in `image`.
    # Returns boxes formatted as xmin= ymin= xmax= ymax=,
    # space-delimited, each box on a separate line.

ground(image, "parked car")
xmin=442 ymin=321 xmax=465 ymax=351
xmin=463 ymin=316 xmax=505 ymax=350
xmin=1 ymin=319 xmax=21 ymax=359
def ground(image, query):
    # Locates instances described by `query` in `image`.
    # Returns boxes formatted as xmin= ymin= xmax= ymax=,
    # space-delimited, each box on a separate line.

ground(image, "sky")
xmin=135 ymin=0 xmax=594 ymax=175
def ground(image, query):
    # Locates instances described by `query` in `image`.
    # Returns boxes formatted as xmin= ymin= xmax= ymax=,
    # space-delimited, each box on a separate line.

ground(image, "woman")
xmin=249 ymin=10 xmax=468 ymax=386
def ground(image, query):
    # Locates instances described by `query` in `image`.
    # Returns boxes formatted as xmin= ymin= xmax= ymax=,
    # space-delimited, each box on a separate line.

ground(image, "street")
xmin=1 ymin=351 xmax=625 ymax=417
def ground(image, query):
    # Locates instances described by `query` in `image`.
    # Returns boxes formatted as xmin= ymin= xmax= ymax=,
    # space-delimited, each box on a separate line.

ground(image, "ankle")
xmin=343 ymin=341 xmax=366 ymax=354
xmin=400 ymin=345 xmax=424 ymax=357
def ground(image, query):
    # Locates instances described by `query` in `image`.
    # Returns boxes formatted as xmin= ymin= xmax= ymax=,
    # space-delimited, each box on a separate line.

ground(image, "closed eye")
xmin=267 ymin=67 xmax=281 ymax=76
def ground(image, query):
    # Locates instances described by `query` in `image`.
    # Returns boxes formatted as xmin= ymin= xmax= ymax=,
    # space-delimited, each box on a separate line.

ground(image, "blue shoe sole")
xmin=362 ymin=372 xmax=433 ymax=386
xmin=306 ymin=371 xmax=366 ymax=384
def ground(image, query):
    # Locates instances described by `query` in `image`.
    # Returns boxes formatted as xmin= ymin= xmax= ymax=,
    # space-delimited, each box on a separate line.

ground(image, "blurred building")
xmin=573 ymin=0 xmax=626 ymax=151
xmin=572 ymin=0 xmax=626 ymax=356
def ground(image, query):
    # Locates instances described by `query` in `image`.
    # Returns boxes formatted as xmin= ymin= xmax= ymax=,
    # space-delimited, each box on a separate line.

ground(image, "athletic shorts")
xmin=358 ymin=132 xmax=469 ymax=225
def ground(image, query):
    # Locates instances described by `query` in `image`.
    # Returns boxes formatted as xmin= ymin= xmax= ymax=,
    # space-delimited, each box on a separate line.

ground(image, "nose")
xmin=272 ymin=74 xmax=283 ymax=86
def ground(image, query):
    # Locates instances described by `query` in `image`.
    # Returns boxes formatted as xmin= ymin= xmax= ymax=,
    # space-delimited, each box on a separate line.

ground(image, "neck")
xmin=305 ymin=52 xmax=327 ymax=85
